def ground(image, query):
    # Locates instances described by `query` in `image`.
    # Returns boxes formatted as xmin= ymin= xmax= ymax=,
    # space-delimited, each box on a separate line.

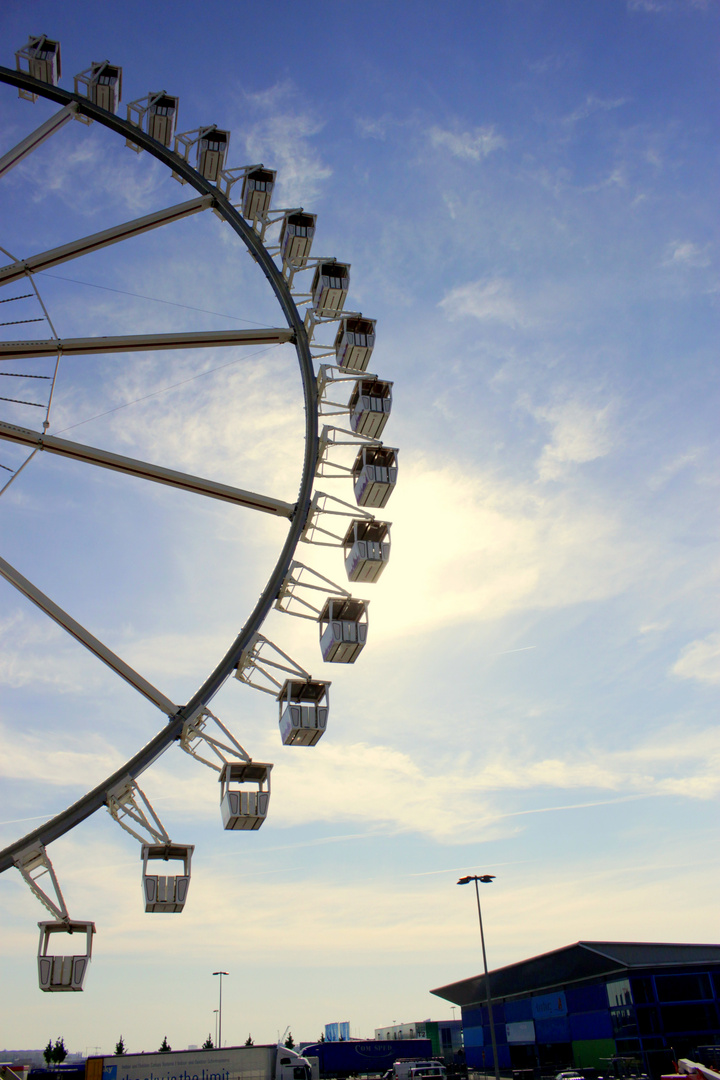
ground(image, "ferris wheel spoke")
xmin=0 ymin=553 xmax=178 ymax=714
xmin=0 ymin=328 xmax=294 ymax=359
xmin=0 ymin=102 xmax=78 ymax=180
xmin=0 ymin=195 xmax=214 ymax=285
xmin=0 ymin=421 xmax=295 ymax=516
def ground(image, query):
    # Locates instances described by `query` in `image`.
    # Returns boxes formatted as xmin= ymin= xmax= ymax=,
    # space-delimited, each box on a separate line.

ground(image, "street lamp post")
xmin=457 ymin=875 xmax=500 ymax=1080
xmin=213 ymin=971 xmax=229 ymax=1049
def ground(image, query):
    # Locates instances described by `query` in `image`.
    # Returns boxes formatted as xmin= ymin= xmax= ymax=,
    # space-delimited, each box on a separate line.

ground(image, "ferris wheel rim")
xmin=0 ymin=64 xmax=319 ymax=874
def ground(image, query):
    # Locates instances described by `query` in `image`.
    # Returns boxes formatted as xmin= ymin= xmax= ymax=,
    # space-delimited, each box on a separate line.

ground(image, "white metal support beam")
xmin=13 ymin=844 xmax=69 ymax=921
xmin=0 ymin=421 xmax=295 ymax=516
xmin=180 ymin=708 xmax=252 ymax=773
xmin=106 ymin=779 xmax=171 ymax=846
xmin=0 ymin=196 xmax=215 ymax=285
xmin=275 ymin=560 xmax=352 ymax=620
xmin=315 ymin=423 xmax=382 ymax=479
xmin=0 ymin=553 xmax=178 ymax=714
xmin=0 ymin=103 xmax=78 ymax=179
xmin=0 ymin=328 xmax=294 ymax=360
xmin=235 ymin=632 xmax=313 ymax=696
xmin=301 ymin=490 xmax=376 ymax=546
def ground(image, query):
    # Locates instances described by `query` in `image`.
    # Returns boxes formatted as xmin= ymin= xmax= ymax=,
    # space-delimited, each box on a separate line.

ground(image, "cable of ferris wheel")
xmin=35 ymin=272 xmax=282 ymax=329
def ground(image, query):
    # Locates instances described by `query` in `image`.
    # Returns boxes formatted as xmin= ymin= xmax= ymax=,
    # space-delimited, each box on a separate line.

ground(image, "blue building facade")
xmin=432 ymin=941 xmax=720 ymax=1079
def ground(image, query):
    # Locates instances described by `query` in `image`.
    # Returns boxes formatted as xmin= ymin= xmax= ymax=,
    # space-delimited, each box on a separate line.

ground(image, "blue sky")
xmin=0 ymin=0 xmax=718 ymax=1057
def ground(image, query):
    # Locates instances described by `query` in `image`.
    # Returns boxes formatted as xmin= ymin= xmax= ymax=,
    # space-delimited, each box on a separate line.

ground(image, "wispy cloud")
xmin=560 ymin=95 xmax=628 ymax=126
xmin=672 ymin=632 xmax=720 ymax=685
xmin=428 ymin=124 xmax=506 ymax=161
xmin=439 ymin=277 xmax=526 ymax=326
xmin=0 ymin=719 xmax=122 ymax=785
xmin=638 ymin=621 xmax=670 ymax=635
xmin=527 ymin=52 xmax=576 ymax=75
xmin=64 ymin=345 xmax=306 ymax=503
xmin=22 ymin=135 xmax=167 ymax=216
xmin=171 ymin=721 xmax=720 ymax=838
xmin=628 ymin=0 xmax=709 ymax=11
xmin=366 ymin=459 xmax=643 ymax=641
xmin=531 ymin=398 xmax=615 ymax=481
xmin=648 ymin=448 xmax=701 ymax=490
xmin=238 ymin=81 xmax=332 ymax=206
xmin=494 ymin=646 xmax=537 ymax=656
xmin=0 ymin=611 xmax=103 ymax=692
xmin=356 ymin=115 xmax=398 ymax=141
xmin=117 ymin=723 xmax=720 ymax=843
xmin=629 ymin=0 xmax=674 ymax=10
xmin=662 ymin=240 xmax=711 ymax=268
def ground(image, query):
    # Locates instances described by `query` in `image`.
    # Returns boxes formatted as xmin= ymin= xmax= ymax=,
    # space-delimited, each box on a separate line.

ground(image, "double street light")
xmin=213 ymin=971 xmax=229 ymax=1049
xmin=457 ymin=875 xmax=500 ymax=1080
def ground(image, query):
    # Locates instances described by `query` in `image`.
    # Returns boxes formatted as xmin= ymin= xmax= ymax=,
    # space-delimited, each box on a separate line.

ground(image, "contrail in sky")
xmin=494 ymin=646 xmax=537 ymax=655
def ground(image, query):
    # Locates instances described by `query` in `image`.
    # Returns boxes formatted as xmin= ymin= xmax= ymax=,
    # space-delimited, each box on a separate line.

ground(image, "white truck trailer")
xmin=87 ymin=1045 xmax=313 ymax=1080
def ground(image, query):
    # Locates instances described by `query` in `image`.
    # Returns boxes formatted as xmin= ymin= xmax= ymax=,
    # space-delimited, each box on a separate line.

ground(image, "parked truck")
xmin=301 ymin=1041 xmax=433 ymax=1080
xmin=86 ymin=1045 xmax=313 ymax=1080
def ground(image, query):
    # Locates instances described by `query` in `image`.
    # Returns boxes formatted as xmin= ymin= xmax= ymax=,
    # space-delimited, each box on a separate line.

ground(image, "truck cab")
xmin=278 ymin=1048 xmax=313 ymax=1080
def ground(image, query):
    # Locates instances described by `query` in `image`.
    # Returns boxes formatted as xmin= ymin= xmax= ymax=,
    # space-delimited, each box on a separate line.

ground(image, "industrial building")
xmin=431 ymin=941 xmax=720 ymax=1078
xmin=373 ymin=1021 xmax=464 ymax=1061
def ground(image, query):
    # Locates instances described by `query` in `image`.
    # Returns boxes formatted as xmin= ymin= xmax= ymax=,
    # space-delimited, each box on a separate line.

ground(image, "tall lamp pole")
xmin=457 ymin=875 xmax=500 ymax=1080
xmin=213 ymin=971 xmax=229 ymax=1048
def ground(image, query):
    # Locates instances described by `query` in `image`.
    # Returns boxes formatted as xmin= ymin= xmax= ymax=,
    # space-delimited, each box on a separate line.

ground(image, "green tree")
xmin=319 ymin=1035 xmax=325 ymax=1043
xmin=159 ymin=1037 xmax=171 ymax=1053
xmin=284 ymin=1033 xmax=295 ymax=1049
xmin=244 ymin=1036 xmax=254 ymax=1048
xmin=115 ymin=1037 xmax=126 ymax=1057
xmin=52 ymin=1039 xmax=68 ymax=1064
xmin=43 ymin=1042 xmax=53 ymax=1066
xmin=202 ymin=1036 xmax=214 ymax=1050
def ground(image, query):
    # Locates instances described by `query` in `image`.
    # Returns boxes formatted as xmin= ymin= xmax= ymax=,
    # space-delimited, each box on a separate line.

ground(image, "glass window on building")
xmin=630 ymin=976 xmax=655 ymax=1004
xmin=661 ymin=1002 xmax=720 ymax=1033
xmin=607 ymin=979 xmax=633 ymax=1007
xmin=655 ymin=972 xmax=714 ymax=1002
xmin=636 ymin=1006 xmax=662 ymax=1035
xmin=614 ymin=1039 xmax=642 ymax=1060
xmin=642 ymin=1037 xmax=666 ymax=1052
xmin=610 ymin=1007 xmax=638 ymax=1037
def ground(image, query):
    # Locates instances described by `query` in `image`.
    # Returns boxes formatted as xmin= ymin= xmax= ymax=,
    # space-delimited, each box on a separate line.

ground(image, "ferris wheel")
xmin=0 ymin=35 xmax=398 ymax=992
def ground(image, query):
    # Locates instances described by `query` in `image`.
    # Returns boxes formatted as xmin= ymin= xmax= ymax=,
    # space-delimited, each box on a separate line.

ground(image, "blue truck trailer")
xmin=301 ymin=1041 xmax=433 ymax=1079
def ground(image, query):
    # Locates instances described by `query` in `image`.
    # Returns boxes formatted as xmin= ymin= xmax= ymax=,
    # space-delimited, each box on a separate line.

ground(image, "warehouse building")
xmin=373 ymin=1021 xmax=463 ymax=1061
xmin=431 ymin=941 xmax=720 ymax=1079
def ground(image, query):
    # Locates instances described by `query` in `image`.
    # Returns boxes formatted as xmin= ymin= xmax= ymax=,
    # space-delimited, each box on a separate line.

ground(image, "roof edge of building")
xmin=430 ymin=940 xmax=720 ymax=1005
xmin=430 ymin=941 xmax=585 ymax=1001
